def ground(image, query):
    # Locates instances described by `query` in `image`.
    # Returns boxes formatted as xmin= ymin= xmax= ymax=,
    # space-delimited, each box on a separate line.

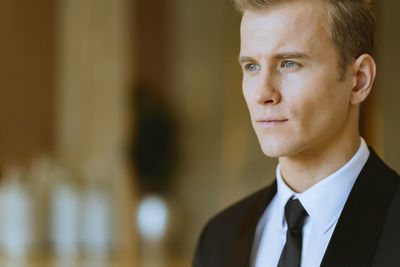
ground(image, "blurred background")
xmin=0 ymin=0 xmax=398 ymax=266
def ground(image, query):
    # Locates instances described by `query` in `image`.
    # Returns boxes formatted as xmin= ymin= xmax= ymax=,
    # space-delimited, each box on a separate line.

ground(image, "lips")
xmin=256 ymin=118 xmax=288 ymax=127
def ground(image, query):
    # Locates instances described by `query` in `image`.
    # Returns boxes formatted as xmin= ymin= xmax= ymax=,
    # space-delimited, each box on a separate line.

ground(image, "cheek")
xmin=284 ymin=78 xmax=349 ymax=131
xmin=242 ymin=79 xmax=257 ymax=113
xmin=242 ymin=88 xmax=251 ymax=110
xmin=307 ymin=93 xmax=349 ymax=137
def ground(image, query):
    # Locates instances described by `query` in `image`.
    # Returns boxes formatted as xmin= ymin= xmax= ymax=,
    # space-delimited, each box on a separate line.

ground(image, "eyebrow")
xmin=238 ymin=56 xmax=254 ymax=65
xmin=275 ymin=52 xmax=309 ymax=60
xmin=238 ymin=52 xmax=309 ymax=64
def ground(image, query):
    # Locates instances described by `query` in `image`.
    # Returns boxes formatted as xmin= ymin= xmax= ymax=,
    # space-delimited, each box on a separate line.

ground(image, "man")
xmin=193 ymin=0 xmax=400 ymax=266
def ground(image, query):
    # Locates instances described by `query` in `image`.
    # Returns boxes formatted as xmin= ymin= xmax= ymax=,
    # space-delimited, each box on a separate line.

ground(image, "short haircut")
xmin=234 ymin=0 xmax=375 ymax=80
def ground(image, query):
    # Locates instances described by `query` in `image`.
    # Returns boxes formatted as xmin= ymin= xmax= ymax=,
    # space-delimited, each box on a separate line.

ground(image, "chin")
xmin=259 ymin=142 xmax=288 ymax=158
xmin=254 ymin=127 xmax=297 ymax=158
xmin=260 ymin=146 xmax=286 ymax=158
xmin=257 ymin=135 xmax=300 ymax=158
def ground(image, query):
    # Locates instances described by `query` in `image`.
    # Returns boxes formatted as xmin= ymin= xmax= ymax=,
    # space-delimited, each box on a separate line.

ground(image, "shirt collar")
xmin=275 ymin=138 xmax=370 ymax=234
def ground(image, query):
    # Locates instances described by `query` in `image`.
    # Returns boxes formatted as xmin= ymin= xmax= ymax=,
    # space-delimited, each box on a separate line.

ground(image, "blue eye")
xmin=246 ymin=64 xmax=260 ymax=72
xmin=283 ymin=61 xmax=295 ymax=68
xmin=281 ymin=61 xmax=297 ymax=69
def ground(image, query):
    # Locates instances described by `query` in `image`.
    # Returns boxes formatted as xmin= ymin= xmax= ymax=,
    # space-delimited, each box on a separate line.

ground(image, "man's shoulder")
xmin=204 ymin=185 xmax=273 ymax=232
xmin=369 ymin=152 xmax=400 ymax=265
xmin=193 ymin=183 xmax=276 ymax=267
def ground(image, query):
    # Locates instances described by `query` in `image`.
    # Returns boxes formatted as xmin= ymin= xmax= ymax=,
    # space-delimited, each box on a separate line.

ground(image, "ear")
xmin=350 ymin=54 xmax=376 ymax=105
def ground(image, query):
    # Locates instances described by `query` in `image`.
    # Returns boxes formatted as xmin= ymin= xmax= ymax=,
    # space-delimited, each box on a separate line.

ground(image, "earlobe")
xmin=350 ymin=54 xmax=376 ymax=105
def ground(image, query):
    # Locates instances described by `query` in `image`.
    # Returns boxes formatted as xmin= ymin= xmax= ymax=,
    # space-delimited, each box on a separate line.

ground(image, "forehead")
xmin=240 ymin=0 xmax=332 ymax=57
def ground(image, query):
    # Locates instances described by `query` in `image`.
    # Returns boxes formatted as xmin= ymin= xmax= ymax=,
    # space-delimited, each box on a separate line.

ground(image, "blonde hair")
xmin=234 ymin=0 xmax=375 ymax=79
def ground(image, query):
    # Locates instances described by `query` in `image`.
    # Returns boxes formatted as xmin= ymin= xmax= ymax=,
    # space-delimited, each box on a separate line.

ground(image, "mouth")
xmin=256 ymin=119 xmax=288 ymax=127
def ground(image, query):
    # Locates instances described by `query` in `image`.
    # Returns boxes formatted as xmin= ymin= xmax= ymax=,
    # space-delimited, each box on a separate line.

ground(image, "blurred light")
xmin=81 ymin=190 xmax=111 ymax=254
xmin=51 ymin=185 xmax=79 ymax=257
xmin=137 ymin=195 xmax=168 ymax=242
xmin=0 ymin=175 xmax=31 ymax=258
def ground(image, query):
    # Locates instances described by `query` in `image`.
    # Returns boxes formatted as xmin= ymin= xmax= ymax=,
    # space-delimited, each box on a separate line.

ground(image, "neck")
xmin=279 ymin=127 xmax=361 ymax=193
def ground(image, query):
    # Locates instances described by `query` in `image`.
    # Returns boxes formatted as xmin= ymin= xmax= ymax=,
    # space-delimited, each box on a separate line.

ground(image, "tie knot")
xmin=284 ymin=198 xmax=307 ymax=230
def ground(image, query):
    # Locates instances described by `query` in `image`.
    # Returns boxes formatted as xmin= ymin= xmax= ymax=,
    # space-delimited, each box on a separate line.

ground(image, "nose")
xmin=254 ymin=69 xmax=281 ymax=105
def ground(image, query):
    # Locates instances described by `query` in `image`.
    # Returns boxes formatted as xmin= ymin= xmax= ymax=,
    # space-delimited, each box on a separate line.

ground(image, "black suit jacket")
xmin=193 ymin=149 xmax=400 ymax=267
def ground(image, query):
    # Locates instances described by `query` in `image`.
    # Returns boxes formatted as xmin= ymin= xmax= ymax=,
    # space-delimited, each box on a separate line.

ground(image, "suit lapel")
xmin=320 ymin=149 xmax=398 ymax=267
xmin=224 ymin=181 xmax=277 ymax=267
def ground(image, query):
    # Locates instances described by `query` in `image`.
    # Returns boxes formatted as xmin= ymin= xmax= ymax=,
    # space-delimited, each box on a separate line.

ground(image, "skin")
xmin=239 ymin=0 xmax=376 ymax=192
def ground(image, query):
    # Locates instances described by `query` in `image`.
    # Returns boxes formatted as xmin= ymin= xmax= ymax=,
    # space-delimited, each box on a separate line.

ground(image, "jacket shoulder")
xmin=372 ymin=161 xmax=400 ymax=265
xmin=193 ymin=184 xmax=275 ymax=267
xmin=207 ymin=186 xmax=271 ymax=229
xmin=367 ymin=149 xmax=400 ymax=266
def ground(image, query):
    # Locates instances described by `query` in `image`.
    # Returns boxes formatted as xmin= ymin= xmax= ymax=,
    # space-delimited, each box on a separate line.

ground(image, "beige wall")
xmin=375 ymin=0 xmax=400 ymax=173
xmin=56 ymin=0 xmax=136 ymax=257
xmin=0 ymin=0 xmax=137 ymax=261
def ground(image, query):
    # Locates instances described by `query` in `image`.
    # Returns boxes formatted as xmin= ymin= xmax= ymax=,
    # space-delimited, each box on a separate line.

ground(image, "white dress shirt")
xmin=251 ymin=138 xmax=370 ymax=267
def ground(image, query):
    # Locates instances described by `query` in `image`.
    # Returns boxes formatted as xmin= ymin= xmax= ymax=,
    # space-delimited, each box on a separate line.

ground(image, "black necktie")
xmin=277 ymin=198 xmax=308 ymax=267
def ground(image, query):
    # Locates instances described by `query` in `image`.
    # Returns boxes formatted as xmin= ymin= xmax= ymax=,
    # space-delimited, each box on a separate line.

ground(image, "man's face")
xmin=239 ymin=0 xmax=355 ymax=159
